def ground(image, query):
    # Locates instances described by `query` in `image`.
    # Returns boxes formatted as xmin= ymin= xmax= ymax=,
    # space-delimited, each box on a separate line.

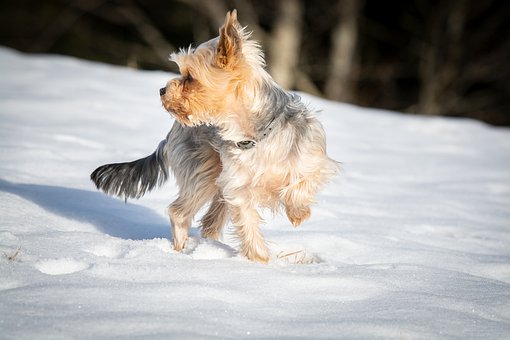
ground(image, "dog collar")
xmin=235 ymin=115 xmax=278 ymax=150
xmin=236 ymin=140 xmax=256 ymax=149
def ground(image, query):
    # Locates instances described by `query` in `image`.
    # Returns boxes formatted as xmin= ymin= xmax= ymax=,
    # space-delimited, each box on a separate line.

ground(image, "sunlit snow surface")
xmin=1 ymin=47 xmax=509 ymax=339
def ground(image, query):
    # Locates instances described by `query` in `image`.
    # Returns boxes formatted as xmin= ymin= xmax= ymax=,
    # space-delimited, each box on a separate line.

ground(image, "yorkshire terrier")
xmin=91 ymin=10 xmax=338 ymax=263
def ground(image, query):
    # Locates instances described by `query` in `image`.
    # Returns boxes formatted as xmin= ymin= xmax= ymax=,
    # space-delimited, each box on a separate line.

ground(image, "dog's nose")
xmin=159 ymin=87 xmax=166 ymax=96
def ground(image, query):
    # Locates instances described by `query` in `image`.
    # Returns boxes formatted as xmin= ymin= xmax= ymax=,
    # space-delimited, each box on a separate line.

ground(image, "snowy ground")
xmin=1 ymin=46 xmax=510 ymax=339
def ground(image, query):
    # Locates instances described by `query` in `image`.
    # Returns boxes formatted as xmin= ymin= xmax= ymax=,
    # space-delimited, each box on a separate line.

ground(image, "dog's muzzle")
xmin=159 ymin=87 xmax=166 ymax=96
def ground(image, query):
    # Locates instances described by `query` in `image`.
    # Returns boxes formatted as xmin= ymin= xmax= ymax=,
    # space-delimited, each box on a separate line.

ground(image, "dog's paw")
xmin=248 ymin=253 xmax=269 ymax=264
xmin=285 ymin=206 xmax=311 ymax=227
xmin=173 ymin=236 xmax=188 ymax=252
xmin=242 ymin=243 xmax=270 ymax=264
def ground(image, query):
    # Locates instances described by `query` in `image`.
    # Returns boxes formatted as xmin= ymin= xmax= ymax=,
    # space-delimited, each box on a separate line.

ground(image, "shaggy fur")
xmin=91 ymin=10 xmax=338 ymax=263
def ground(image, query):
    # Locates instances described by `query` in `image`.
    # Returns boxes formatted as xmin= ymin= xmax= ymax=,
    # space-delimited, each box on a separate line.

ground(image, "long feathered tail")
xmin=90 ymin=139 xmax=169 ymax=200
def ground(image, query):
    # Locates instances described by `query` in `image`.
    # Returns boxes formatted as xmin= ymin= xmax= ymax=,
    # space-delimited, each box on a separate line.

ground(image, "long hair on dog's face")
xmin=160 ymin=10 xmax=270 ymax=133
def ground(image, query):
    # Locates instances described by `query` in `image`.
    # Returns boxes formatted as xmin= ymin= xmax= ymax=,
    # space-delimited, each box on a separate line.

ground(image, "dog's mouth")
xmin=159 ymin=80 xmax=196 ymax=126
xmin=160 ymin=98 xmax=193 ymax=126
xmin=159 ymin=85 xmax=202 ymax=127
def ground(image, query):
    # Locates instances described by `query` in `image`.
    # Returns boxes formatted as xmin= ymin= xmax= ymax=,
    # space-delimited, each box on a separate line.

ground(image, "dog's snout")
xmin=159 ymin=87 xmax=166 ymax=96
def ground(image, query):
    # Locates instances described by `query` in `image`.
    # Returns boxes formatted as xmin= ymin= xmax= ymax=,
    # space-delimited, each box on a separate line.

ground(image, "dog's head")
xmin=160 ymin=10 xmax=267 ymax=127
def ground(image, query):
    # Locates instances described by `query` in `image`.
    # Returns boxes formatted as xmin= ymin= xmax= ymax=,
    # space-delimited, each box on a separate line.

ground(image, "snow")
xmin=1 ymin=46 xmax=510 ymax=338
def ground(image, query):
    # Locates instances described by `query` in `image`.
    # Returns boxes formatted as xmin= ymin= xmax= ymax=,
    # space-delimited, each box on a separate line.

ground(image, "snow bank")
xmin=1 ymin=47 xmax=509 ymax=338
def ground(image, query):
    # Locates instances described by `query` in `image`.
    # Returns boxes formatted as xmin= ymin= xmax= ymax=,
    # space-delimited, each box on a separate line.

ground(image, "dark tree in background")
xmin=1 ymin=0 xmax=508 ymax=125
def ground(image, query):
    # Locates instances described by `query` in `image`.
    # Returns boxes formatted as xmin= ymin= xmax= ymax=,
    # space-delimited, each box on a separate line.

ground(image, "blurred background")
xmin=1 ymin=0 xmax=508 ymax=125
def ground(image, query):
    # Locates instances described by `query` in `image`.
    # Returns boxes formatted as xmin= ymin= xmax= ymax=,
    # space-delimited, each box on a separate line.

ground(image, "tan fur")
xmin=159 ymin=10 xmax=338 ymax=263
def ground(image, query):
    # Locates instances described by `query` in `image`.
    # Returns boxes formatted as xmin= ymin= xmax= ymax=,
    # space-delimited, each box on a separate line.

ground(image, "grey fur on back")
xmin=90 ymin=139 xmax=170 ymax=200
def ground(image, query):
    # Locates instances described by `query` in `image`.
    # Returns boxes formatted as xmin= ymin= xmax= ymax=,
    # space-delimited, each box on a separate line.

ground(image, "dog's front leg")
xmin=230 ymin=203 xmax=270 ymax=263
xmin=281 ymin=179 xmax=316 ymax=227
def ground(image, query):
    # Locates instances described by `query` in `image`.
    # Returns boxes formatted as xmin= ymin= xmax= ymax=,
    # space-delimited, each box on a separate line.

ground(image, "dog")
xmin=91 ymin=10 xmax=338 ymax=263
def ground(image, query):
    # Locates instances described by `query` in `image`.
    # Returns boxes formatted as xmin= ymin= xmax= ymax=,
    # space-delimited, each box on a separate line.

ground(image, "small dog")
xmin=91 ymin=10 xmax=338 ymax=263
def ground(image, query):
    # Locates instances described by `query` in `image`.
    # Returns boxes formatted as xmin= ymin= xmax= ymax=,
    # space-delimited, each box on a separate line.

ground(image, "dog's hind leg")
xmin=167 ymin=196 xmax=193 ymax=252
xmin=200 ymin=193 xmax=229 ymax=241
xmin=168 ymin=186 xmax=216 ymax=251
xmin=167 ymin=145 xmax=222 ymax=251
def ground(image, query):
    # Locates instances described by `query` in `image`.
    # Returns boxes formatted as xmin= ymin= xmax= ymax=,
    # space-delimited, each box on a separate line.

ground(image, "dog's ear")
xmin=216 ymin=10 xmax=242 ymax=69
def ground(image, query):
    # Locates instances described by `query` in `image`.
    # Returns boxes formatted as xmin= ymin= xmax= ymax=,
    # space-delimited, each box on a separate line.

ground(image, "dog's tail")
xmin=90 ymin=139 xmax=169 ymax=200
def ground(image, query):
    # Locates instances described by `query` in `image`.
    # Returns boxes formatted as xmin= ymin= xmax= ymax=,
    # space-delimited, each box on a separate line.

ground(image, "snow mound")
xmin=35 ymin=258 xmax=90 ymax=275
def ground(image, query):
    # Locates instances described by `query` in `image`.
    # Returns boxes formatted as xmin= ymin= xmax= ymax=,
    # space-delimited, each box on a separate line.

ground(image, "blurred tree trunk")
xmin=269 ymin=0 xmax=303 ymax=90
xmin=325 ymin=0 xmax=363 ymax=102
xmin=417 ymin=1 xmax=466 ymax=115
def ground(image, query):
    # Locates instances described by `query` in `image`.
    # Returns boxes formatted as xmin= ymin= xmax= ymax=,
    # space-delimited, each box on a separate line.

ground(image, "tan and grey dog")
xmin=91 ymin=10 xmax=338 ymax=263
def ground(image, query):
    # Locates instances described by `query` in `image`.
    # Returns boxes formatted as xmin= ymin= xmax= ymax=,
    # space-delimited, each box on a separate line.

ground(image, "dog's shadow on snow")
xmin=0 ymin=178 xmax=169 ymax=240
